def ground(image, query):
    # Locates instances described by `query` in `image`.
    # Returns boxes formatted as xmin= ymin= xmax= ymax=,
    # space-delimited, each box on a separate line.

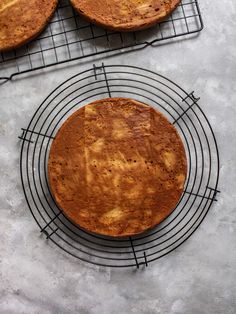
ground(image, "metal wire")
xmin=0 ymin=0 xmax=203 ymax=81
xmin=19 ymin=64 xmax=220 ymax=268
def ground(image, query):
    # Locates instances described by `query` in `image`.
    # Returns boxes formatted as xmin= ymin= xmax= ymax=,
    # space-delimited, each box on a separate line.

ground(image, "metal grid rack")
xmin=19 ymin=64 xmax=220 ymax=268
xmin=1 ymin=0 xmax=203 ymax=81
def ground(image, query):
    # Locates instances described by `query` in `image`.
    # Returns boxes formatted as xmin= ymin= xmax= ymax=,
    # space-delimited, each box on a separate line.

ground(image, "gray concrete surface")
xmin=0 ymin=0 xmax=235 ymax=313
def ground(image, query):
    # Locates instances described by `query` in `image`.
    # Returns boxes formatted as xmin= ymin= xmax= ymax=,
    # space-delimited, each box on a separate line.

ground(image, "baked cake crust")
xmin=0 ymin=0 xmax=58 ymax=52
xmin=70 ymin=0 xmax=181 ymax=32
xmin=48 ymin=98 xmax=187 ymax=237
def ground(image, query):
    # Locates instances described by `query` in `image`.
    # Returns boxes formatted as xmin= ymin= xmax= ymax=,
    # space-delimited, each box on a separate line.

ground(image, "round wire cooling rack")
xmin=19 ymin=64 xmax=220 ymax=268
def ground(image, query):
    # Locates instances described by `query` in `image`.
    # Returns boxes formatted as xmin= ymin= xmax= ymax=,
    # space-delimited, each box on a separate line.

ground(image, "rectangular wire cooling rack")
xmin=0 ymin=0 xmax=203 ymax=81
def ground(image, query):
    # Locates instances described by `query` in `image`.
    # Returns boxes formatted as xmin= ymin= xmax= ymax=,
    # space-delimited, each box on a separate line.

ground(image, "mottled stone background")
xmin=0 ymin=0 xmax=235 ymax=313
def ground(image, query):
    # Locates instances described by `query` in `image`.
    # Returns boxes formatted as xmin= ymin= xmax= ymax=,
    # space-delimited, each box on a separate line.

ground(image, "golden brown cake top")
xmin=70 ymin=0 xmax=180 ymax=31
xmin=48 ymin=98 xmax=187 ymax=237
xmin=0 ymin=0 xmax=58 ymax=52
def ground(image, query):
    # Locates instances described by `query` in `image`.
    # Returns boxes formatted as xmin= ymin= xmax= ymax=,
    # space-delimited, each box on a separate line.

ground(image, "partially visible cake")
xmin=70 ymin=0 xmax=181 ymax=32
xmin=0 ymin=0 xmax=58 ymax=51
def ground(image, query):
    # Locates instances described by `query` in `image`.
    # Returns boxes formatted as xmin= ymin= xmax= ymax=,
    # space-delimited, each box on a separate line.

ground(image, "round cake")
xmin=48 ymin=98 xmax=187 ymax=237
xmin=70 ymin=0 xmax=181 ymax=32
xmin=0 ymin=0 xmax=58 ymax=52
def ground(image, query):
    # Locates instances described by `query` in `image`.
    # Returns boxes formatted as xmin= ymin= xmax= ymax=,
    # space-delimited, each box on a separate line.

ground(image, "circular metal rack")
xmin=19 ymin=64 xmax=220 ymax=268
